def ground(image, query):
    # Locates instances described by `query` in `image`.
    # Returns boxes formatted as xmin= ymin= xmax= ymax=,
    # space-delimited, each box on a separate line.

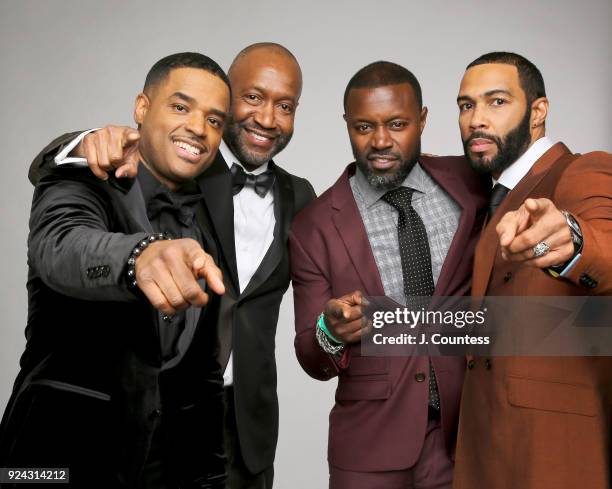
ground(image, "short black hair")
xmin=466 ymin=52 xmax=546 ymax=104
xmin=143 ymin=52 xmax=230 ymax=94
xmin=343 ymin=61 xmax=423 ymax=111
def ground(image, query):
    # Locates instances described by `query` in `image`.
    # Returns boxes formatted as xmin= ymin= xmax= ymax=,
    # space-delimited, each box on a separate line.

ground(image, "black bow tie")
xmin=147 ymin=187 xmax=202 ymax=227
xmin=230 ymin=163 xmax=275 ymax=198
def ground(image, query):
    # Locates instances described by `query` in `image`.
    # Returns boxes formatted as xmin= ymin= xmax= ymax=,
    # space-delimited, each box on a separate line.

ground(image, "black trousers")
xmin=223 ymin=387 xmax=274 ymax=489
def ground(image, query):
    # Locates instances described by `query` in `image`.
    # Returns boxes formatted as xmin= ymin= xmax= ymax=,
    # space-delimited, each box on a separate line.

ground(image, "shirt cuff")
xmin=54 ymin=128 xmax=101 ymax=166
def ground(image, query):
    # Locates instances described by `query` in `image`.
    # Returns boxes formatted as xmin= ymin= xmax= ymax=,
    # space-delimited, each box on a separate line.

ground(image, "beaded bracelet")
xmin=126 ymin=232 xmax=172 ymax=289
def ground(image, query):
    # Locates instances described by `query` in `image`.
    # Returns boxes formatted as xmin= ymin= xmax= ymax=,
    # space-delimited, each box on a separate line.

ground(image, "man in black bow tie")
xmin=2 ymin=52 xmax=230 ymax=488
xmin=28 ymin=42 xmax=316 ymax=489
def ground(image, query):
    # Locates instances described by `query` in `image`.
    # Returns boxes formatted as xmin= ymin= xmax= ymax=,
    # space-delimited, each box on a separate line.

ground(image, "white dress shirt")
xmin=55 ymin=132 xmax=277 ymax=386
xmin=496 ymin=136 xmax=554 ymax=189
xmin=220 ymin=141 xmax=276 ymax=386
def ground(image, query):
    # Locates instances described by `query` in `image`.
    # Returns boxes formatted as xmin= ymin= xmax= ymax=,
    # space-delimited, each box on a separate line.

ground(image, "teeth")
xmin=249 ymin=131 xmax=270 ymax=142
xmin=174 ymin=141 xmax=201 ymax=155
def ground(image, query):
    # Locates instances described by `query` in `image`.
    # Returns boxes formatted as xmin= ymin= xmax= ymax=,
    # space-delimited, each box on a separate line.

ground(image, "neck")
xmin=140 ymin=159 xmax=179 ymax=192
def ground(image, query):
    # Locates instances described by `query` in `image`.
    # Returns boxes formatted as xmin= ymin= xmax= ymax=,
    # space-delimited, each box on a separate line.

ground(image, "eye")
xmin=172 ymin=103 xmax=188 ymax=112
xmin=278 ymin=102 xmax=294 ymax=114
xmin=492 ymin=98 xmax=506 ymax=106
xmin=389 ymin=120 xmax=406 ymax=130
xmin=208 ymin=117 xmax=223 ymax=128
xmin=244 ymin=94 xmax=262 ymax=105
xmin=459 ymin=102 xmax=473 ymax=111
xmin=356 ymin=123 xmax=371 ymax=133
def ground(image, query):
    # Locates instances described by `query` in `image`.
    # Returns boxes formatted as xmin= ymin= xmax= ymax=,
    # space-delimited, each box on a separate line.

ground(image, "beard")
xmin=463 ymin=107 xmax=532 ymax=176
xmin=223 ymin=115 xmax=292 ymax=168
xmin=354 ymin=140 xmax=421 ymax=191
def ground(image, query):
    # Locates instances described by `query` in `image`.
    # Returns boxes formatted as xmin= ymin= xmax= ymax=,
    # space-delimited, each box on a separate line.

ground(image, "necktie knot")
xmin=231 ymin=163 xmax=275 ymax=198
xmin=382 ymin=187 xmax=415 ymax=213
xmin=488 ymin=183 xmax=510 ymax=218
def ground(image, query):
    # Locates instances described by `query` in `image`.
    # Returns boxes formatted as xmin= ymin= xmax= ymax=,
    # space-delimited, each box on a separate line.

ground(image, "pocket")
xmin=6 ymin=379 xmax=114 ymax=468
xmin=507 ymin=376 xmax=597 ymax=417
xmin=336 ymin=380 xmax=391 ymax=401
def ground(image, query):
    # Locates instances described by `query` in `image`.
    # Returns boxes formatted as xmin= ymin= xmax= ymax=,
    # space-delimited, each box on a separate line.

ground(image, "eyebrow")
xmin=170 ymin=91 xmax=227 ymax=118
xmin=457 ymin=88 xmax=513 ymax=103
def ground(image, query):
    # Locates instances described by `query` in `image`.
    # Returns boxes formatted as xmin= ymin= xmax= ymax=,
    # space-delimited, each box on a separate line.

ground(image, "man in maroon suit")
xmin=289 ymin=61 xmax=488 ymax=488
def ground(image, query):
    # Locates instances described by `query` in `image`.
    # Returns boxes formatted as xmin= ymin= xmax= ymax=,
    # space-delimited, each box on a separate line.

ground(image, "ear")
xmin=343 ymin=113 xmax=348 ymax=123
xmin=530 ymin=96 xmax=548 ymax=129
xmin=134 ymin=93 xmax=150 ymax=125
xmin=419 ymin=106 xmax=428 ymax=134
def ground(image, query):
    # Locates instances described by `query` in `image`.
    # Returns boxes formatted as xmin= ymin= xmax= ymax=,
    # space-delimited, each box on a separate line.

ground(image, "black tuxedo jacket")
xmin=27 ymin=133 xmax=317 ymax=475
xmin=195 ymin=152 xmax=315 ymax=473
xmin=4 ymin=162 xmax=225 ymax=488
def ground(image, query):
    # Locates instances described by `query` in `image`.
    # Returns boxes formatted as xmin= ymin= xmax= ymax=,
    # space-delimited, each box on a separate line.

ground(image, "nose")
xmin=469 ymin=104 xmax=489 ymax=131
xmin=185 ymin=111 xmax=207 ymax=138
xmin=253 ymin=101 xmax=276 ymax=130
xmin=372 ymin=125 xmax=392 ymax=150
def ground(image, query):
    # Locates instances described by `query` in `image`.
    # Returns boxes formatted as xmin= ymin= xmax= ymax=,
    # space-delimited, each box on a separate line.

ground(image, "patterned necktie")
xmin=488 ymin=183 xmax=510 ymax=218
xmin=382 ymin=187 xmax=440 ymax=410
xmin=230 ymin=163 xmax=275 ymax=198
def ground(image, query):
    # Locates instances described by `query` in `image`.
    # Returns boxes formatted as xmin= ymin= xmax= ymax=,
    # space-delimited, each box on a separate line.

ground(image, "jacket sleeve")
xmin=289 ymin=223 xmax=348 ymax=381
xmin=29 ymin=131 xmax=86 ymax=185
xmin=28 ymin=171 xmax=149 ymax=301
xmin=555 ymin=152 xmax=612 ymax=294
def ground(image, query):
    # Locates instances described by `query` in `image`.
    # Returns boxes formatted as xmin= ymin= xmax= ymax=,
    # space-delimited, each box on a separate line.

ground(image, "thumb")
xmin=123 ymin=129 xmax=141 ymax=146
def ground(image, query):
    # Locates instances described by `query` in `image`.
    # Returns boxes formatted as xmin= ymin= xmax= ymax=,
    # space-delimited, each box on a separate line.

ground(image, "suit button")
xmin=149 ymin=408 xmax=162 ymax=420
xmin=580 ymin=273 xmax=598 ymax=289
xmin=484 ymin=359 xmax=492 ymax=370
xmin=415 ymin=372 xmax=426 ymax=382
xmin=503 ymin=272 xmax=512 ymax=283
xmin=467 ymin=359 xmax=475 ymax=370
xmin=322 ymin=367 xmax=330 ymax=375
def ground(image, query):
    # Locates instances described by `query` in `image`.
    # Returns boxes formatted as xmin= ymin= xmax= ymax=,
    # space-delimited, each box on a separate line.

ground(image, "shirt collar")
xmin=353 ymin=161 xmax=432 ymax=209
xmin=220 ymin=140 xmax=270 ymax=175
xmin=137 ymin=163 xmax=200 ymax=207
xmin=496 ymin=136 xmax=554 ymax=190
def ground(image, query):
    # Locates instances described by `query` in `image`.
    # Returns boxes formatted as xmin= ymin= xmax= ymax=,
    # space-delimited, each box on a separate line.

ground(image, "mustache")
xmin=463 ymin=131 xmax=502 ymax=148
xmin=242 ymin=121 xmax=280 ymax=138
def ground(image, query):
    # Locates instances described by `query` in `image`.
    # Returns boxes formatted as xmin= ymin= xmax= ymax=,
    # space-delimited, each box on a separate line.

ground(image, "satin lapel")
xmin=472 ymin=143 xmax=571 ymax=296
xmin=419 ymin=158 xmax=479 ymax=296
xmin=240 ymin=162 xmax=293 ymax=298
xmin=332 ymin=164 xmax=385 ymax=296
xmin=197 ymin=154 xmax=240 ymax=294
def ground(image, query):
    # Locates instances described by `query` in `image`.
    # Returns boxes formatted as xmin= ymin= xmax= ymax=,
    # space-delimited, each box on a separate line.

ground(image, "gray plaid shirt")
xmin=350 ymin=163 xmax=461 ymax=304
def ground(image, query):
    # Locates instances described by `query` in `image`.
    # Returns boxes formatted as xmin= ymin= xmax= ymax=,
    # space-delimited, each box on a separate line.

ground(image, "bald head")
xmin=223 ymin=42 xmax=303 ymax=170
xmin=228 ymin=42 xmax=302 ymax=95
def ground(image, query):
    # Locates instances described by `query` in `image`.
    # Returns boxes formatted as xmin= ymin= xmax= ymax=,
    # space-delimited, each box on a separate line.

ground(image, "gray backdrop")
xmin=1 ymin=0 xmax=610 ymax=487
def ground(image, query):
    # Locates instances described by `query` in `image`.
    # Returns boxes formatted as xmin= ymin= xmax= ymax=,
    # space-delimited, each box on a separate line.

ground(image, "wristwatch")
xmin=548 ymin=211 xmax=583 ymax=276
xmin=561 ymin=210 xmax=583 ymax=254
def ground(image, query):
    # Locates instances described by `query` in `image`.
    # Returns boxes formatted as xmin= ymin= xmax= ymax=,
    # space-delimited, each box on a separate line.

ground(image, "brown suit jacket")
xmin=453 ymin=143 xmax=612 ymax=489
xmin=290 ymin=157 xmax=488 ymax=473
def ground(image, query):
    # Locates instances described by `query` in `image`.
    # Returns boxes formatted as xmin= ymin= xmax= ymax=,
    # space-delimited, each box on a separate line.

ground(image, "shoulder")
xmin=555 ymin=149 xmax=612 ymax=200
xmin=420 ymin=154 xmax=490 ymax=196
xmin=272 ymin=162 xmax=316 ymax=211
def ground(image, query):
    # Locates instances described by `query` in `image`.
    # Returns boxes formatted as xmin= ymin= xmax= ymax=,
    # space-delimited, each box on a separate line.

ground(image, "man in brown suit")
xmin=452 ymin=52 xmax=612 ymax=489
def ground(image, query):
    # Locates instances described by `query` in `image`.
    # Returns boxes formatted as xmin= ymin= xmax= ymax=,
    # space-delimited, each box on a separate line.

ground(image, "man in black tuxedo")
xmin=3 ymin=52 xmax=231 ymax=488
xmin=28 ymin=43 xmax=315 ymax=489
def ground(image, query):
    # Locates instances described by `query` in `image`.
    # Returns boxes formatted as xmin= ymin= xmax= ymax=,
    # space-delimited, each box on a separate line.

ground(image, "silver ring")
xmin=532 ymin=241 xmax=550 ymax=258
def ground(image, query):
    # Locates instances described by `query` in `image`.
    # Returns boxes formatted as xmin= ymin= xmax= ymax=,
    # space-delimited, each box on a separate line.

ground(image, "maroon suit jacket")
xmin=289 ymin=156 xmax=488 ymax=472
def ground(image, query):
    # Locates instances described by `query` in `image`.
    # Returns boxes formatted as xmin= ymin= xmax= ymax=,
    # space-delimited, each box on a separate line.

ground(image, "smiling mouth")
xmin=173 ymin=140 xmax=203 ymax=156
xmin=243 ymin=127 xmax=276 ymax=146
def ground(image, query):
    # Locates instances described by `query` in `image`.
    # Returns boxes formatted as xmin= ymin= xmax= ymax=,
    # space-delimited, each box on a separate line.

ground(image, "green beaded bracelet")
xmin=317 ymin=313 xmax=344 ymax=345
